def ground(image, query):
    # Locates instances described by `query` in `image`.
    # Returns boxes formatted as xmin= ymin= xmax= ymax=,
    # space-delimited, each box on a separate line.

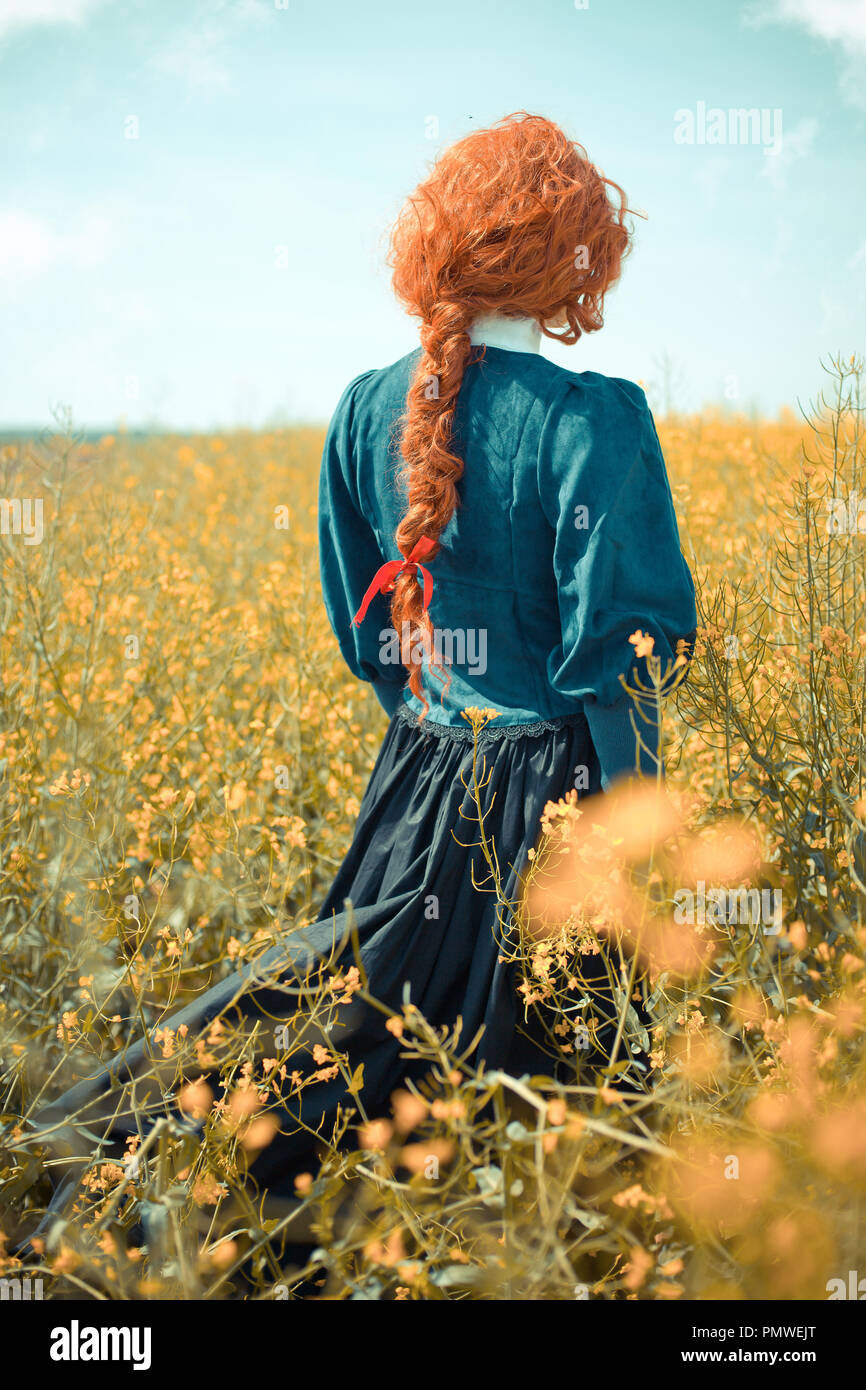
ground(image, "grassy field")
xmin=0 ymin=355 xmax=864 ymax=1300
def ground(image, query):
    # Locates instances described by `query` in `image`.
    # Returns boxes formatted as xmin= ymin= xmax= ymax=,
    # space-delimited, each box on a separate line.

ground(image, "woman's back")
xmin=319 ymin=340 xmax=697 ymax=739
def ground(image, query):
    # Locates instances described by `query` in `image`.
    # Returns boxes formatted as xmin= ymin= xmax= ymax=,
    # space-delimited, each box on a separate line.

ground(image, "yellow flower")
xmin=628 ymin=629 xmax=655 ymax=659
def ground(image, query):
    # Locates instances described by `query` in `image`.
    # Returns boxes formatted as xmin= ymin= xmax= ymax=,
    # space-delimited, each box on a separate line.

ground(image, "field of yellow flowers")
xmin=0 ymin=356 xmax=864 ymax=1301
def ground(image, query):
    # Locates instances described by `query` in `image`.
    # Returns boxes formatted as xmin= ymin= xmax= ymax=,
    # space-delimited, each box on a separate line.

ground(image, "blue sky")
xmin=1 ymin=0 xmax=864 ymax=429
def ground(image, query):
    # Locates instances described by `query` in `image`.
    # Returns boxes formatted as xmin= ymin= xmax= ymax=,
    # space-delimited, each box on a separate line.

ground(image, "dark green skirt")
xmin=36 ymin=703 xmax=603 ymax=1197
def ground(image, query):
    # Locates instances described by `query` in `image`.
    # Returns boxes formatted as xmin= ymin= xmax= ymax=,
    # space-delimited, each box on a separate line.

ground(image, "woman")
xmin=29 ymin=112 xmax=695 ymax=1215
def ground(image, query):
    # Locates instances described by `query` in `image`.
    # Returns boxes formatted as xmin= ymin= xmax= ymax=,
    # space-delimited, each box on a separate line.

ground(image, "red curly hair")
xmin=387 ymin=111 xmax=634 ymax=713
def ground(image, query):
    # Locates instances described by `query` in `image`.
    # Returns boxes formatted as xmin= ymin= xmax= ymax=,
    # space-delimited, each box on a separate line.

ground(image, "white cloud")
xmin=0 ymin=208 xmax=111 ymax=278
xmin=761 ymin=115 xmax=818 ymax=190
xmin=153 ymin=28 xmax=233 ymax=92
xmin=746 ymin=0 xmax=866 ymax=106
xmin=757 ymin=0 xmax=866 ymax=46
xmin=0 ymin=0 xmax=114 ymax=41
xmin=150 ymin=0 xmax=272 ymax=94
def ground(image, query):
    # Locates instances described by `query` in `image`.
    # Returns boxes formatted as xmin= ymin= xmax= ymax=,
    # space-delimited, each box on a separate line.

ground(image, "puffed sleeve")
xmin=318 ymin=373 xmax=407 ymax=718
xmin=538 ymin=374 xmax=697 ymax=789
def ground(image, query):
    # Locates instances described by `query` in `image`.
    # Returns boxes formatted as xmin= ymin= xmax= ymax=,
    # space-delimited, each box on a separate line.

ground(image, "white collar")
xmin=468 ymin=313 xmax=541 ymax=354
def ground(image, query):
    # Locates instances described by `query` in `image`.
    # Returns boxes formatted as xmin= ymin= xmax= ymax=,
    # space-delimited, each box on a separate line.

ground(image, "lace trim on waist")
xmin=393 ymin=702 xmax=588 ymax=743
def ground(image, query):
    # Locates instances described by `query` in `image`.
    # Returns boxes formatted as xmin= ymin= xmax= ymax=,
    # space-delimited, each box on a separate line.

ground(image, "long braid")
xmin=391 ymin=302 xmax=474 ymax=711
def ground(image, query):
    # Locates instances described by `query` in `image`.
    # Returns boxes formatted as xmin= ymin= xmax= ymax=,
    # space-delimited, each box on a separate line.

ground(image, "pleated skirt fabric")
xmin=38 ymin=704 xmax=603 ymax=1196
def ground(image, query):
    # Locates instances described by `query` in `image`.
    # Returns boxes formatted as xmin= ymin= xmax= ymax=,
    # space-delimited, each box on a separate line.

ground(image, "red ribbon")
xmin=352 ymin=536 xmax=436 ymax=627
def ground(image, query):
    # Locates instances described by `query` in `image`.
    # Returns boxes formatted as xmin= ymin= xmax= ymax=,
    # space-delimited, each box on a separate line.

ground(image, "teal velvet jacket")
xmin=318 ymin=345 xmax=697 ymax=789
